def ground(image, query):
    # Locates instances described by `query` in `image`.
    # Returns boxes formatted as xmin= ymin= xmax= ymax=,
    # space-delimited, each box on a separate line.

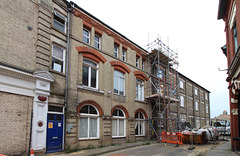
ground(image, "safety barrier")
xmin=161 ymin=132 xmax=183 ymax=145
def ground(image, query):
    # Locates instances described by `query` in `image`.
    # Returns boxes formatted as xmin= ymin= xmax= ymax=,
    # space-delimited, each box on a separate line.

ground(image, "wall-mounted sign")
xmin=38 ymin=96 xmax=47 ymax=101
xmin=234 ymin=80 xmax=240 ymax=90
xmin=231 ymin=108 xmax=238 ymax=115
xmin=48 ymin=122 xmax=53 ymax=128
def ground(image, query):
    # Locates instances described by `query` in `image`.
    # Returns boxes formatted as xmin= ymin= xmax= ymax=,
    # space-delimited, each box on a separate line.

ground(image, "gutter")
xmin=64 ymin=0 xmax=74 ymax=150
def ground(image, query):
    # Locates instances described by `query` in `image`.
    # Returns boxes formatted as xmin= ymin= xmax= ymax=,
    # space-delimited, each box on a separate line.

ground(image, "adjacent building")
xmin=0 ymin=0 xmax=210 ymax=155
xmin=217 ymin=0 xmax=240 ymax=151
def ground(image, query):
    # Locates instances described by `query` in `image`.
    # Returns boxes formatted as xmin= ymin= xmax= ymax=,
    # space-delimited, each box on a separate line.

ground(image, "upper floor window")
xmin=114 ymin=45 xmax=119 ymax=58
xmin=79 ymin=105 xmax=99 ymax=139
xmin=53 ymin=11 xmax=66 ymax=33
xmin=114 ymin=70 xmax=125 ymax=96
xmin=82 ymin=60 xmax=98 ymax=88
xmin=94 ymin=34 xmax=100 ymax=49
xmin=205 ymin=93 xmax=208 ymax=100
xmin=195 ymin=88 xmax=198 ymax=95
xmin=83 ymin=28 xmax=90 ymax=44
xmin=136 ymin=79 xmax=144 ymax=100
xmin=142 ymin=61 xmax=145 ymax=71
xmin=195 ymin=101 xmax=198 ymax=111
xmin=180 ymin=80 xmax=184 ymax=89
xmin=122 ymin=49 xmax=126 ymax=61
xmin=135 ymin=112 xmax=145 ymax=136
xmin=52 ymin=44 xmax=65 ymax=73
xmin=206 ymin=105 xmax=208 ymax=113
xmin=136 ymin=57 xmax=139 ymax=68
xmin=233 ymin=23 xmax=238 ymax=52
xmin=112 ymin=109 xmax=126 ymax=137
xmin=180 ymin=95 xmax=184 ymax=107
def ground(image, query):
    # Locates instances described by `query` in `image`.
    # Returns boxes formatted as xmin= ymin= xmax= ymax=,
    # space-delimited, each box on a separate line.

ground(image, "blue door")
xmin=46 ymin=114 xmax=63 ymax=153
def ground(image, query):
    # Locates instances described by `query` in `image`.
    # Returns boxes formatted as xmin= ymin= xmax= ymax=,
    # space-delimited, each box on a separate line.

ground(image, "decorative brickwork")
xmin=73 ymin=9 xmax=147 ymax=57
xmin=77 ymin=100 xmax=104 ymax=116
xmin=110 ymin=61 xmax=131 ymax=73
xmin=111 ymin=105 xmax=129 ymax=118
xmin=76 ymin=47 xmax=107 ymax=63
xmin=133 ymin=71 xmax=149 ymax=81
xmin=134 ymin=108 xmax=148 ymax=119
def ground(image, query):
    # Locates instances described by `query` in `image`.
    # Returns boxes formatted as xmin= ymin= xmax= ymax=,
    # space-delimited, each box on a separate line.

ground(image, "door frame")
xmin=46 ymin=106 xmax=65 ymax=153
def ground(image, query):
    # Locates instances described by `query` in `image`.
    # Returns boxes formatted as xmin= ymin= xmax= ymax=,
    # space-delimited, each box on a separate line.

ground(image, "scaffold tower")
xmin=145 ymin=37 xmax=180 ymax=141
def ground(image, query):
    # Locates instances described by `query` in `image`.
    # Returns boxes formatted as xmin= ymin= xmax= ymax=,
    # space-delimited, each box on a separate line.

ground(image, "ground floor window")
xmin=79 ymin=105 xmax=99 ymax=139
xmin=135 ymin=112 xmax=145 ymax=136
xmin=112 ymin=109 xmax=126 ymax=137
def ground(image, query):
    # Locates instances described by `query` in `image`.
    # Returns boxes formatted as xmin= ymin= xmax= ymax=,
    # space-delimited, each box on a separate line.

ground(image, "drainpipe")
xmin=64 ymin=1 xmax=74 ymax=150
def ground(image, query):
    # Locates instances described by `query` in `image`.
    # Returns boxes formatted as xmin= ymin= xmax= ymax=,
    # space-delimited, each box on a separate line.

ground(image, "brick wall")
xmin=0 ymin=0 xmax=38 ymax=71
xmin=0 ymin=92 xmax=32 ymax=155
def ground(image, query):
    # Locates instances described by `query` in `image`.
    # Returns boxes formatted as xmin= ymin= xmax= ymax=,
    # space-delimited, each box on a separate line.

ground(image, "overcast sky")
xmin=71 ymin=0 xmax=229 ymax=118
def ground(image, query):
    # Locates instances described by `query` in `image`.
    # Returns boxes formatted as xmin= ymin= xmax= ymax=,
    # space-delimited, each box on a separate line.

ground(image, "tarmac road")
xmin=99 ymin=143 xmax=194 ymax=156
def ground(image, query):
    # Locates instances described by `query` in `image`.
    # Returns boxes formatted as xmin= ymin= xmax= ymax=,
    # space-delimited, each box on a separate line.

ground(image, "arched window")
xmin=135 ymin=112 xmax=145 ymax=136
xmin=82 ymin=59 xmax=98 ymax=88
xmin=112 ymin=109 xmax=126 ymax=137
xmin=79 ymin=105 xmax=99 ymax=139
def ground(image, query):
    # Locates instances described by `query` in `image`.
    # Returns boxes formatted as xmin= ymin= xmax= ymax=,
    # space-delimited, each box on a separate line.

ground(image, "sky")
xmin=71 ymin=0 xmax=229 ymax=118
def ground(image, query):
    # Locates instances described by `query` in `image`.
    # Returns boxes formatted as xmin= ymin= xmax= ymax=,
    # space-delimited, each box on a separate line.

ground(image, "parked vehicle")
xmin=214 ymin=121 xmax=231 ymax=135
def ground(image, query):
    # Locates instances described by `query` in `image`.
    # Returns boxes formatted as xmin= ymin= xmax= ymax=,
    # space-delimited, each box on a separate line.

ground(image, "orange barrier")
xmin=161 ymin=132 xmax=183 ymax=145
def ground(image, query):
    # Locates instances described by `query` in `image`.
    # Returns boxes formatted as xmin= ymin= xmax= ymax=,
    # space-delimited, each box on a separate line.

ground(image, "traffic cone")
xmin=30 ymin=149 xmax=35 ymax=156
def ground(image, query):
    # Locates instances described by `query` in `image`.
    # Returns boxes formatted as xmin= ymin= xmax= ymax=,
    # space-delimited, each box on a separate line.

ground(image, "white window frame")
xmin=79 ymin=105 xmax=99 ymax=140
xmin=114 ymin=70 xmax=125 ymax=96
xmin=180 ymin=95 xmax=184 ymax=107
xmin=206 ymin=105 xmax=208 ymax=113
xmin=136 ymin=57 xmax=139 ymax=68
xmin=205 ymin=93 xmax=208 ymax=100
xmin=195 ymin=101 xmax=199 ymax=111
xmin=136 ymin=79 xmax=144 ymax=100
xmin=53 ymin=11 xmax=67 ymax=33
xmin=94 ymin=34 xmax=101 ymax=49
xmin=180 ymin=80 xmax=184 ymax=89
xmin=82 ymin=59 xmax=98 ymax=89
xmin=122 ymin=49 xmax=126 ymax=61
xmin=229 ymin=1 xmax=236 ymax=29
xmin=195 ymin=88 xmax=198 ymax=95
xmin=135 ymin=112 xmax=145 ymax=136
xmin=142 ymin=61 xmax=145 ymax=71
xmin=180 ymin=114 xmax=186 ymax=122
xmin=114 ymin=45 xmax=118 ymax=58
xmin=112 ymin=109 xmax=126 ymax=138
xmin=83 ymin=28 xmax=90 ymax=44
xmin=52 ymin=44 xmax=65 ymax=73
xmin=196 ymin=117 xmax=200 ymax=128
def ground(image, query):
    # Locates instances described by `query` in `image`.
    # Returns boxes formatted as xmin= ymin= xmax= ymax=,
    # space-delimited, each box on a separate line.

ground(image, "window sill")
xmin=51 ymin=26 xmax=67 ymax=36
xmin=134 ymin=99 xmax=147 ymax=104
xmin=112 ymin=136 xmax=126 ymax=138
xmin=49 ymin=69 xmax=66 ymax=77
xmin=78 ymin=85 xmax=104 ymax=94
xmin=135 ymin=135 xmax=145 ymax=137
xmin=79 ymin=137 xmax=99 ymax=140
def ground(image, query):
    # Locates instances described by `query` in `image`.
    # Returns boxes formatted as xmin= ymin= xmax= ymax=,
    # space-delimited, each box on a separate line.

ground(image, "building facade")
xmin=179 ymin=73 xmax=210 ymax=129
xmin=0 ymin=0 xmax=210 ymax=155
xmin=217 ymin=0 xmax=240 ymax=151
xmin=0 ymin=0 xmax=68 ymax=155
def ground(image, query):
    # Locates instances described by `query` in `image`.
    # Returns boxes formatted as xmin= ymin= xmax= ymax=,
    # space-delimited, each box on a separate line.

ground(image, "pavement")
xmin=47 ymin=139 xmax=240 ymax=156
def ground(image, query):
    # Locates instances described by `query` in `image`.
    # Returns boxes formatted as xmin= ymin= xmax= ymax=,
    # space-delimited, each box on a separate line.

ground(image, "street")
xmin=99 ymin=143 xmax=194 ymax=156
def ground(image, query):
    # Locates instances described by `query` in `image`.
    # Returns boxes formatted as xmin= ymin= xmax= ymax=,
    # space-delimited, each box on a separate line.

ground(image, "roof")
xmin=217 ymin=0 xmax=227 ymax=20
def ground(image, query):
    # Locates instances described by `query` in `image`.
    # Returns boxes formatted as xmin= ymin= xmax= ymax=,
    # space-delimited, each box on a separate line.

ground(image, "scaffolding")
xmin=145 ymin=37 xmax=180 ymax=141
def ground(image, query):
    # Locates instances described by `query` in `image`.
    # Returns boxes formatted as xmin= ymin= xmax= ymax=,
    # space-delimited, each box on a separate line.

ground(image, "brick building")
xmin=0 ymin=0 xmax=210 ymax=155
xmin=217 ymin=0 xmax=240 ymax=151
